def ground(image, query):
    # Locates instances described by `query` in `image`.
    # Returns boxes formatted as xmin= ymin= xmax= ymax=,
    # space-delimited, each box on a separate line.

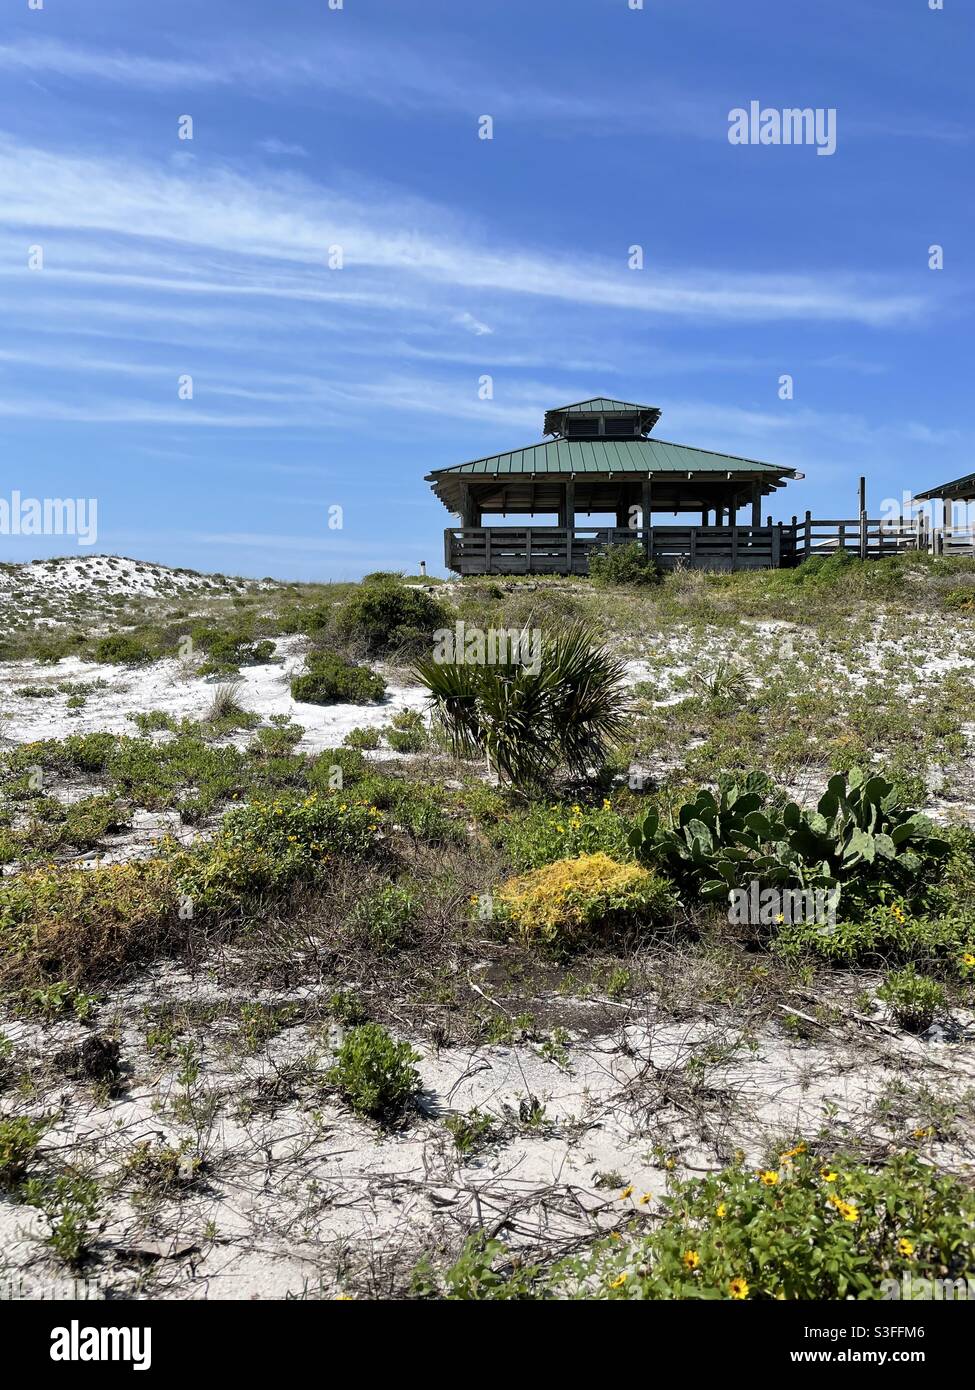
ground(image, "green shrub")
xmin=500 ymin=799 xmax=634 ymax=871
xmin=350 ymin=883 xmax=416 ymax=952
xmin=0 ymin=792 xmax=384 ymax=986
xmin=775 ymin=902 xmax=975 ymax=971
xmin=327 ymin=1023 xmax=421 ymax=1119
xmin=130 ymin=709 xmax=180 ymax=734
xmin=343 ymin=726 xmax=381 ymax=750
xmin=0 ymin=1115 xmax=45 ymax=1187
xmin=384 ymin=708 xmax=428 ymax=753
xmin=429 ymin=1149 xmax=975 ymax=1300
xmin=336 ymin=580 xmax=446 ymax=657
xmin=307 ymin=747 xmax=367 ymax=790
xmin=494 ymin=852 xmax=675 ymax=951
xmin=189 ymin=622 xmax=275 ymax=675
xmin=92 ymin=634 xmax=153 ymax=665
xmin=291 ymin=653 xmax=386 ymax=705
xmin=588 ymin=541 xmax=660 ymax=588
xmin=248 ymin=721 xmax=305 ymax=758
xmin=356 ymin=773 xmax=459 ymax=844
xmin=200 ymin=790 xmax=384 ymax=901
xmin=21 ymin=1173 xmax=101 ymax=1267
xmin=878 ymin=965 xmax=945 ymax=1032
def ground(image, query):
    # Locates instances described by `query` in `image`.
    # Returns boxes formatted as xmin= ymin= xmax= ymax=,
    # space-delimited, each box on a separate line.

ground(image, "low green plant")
xmin=343 ymin=726 xmax=381 ymax=751
xmin=22 ymin=1173 xmax=102 ymax=1267
xmin=92 ymin=634 xmax=152 ymax=665
xmin=878 ymin=965 xmax=945 ymax=1032
xmin=424 ymin=1149 xmax=975 ymax=1300
xmin=327 ymin=1023 xmax=422 ymax=1119
xmin=384 ymin=708 xmax=428 ymax=753
xmin=328 ymin=989 xmax=368 ymax=1027
xmin=775 ymin=902 xmax=975 ymax=971
xmin=0 ymin=1115 xmax=45 ymax=1186
xmin=499 ymin=798 xmax=634 ymax=871
xmin=444 ymin=1108 xmax=496 ymax=1155
xmin=291 ymin=653 xmax=386 ymax=705
xmin=350 ymin=883 xmax=416 ymax=952
xmin=588 ymin=541 xmax=660 ymax=588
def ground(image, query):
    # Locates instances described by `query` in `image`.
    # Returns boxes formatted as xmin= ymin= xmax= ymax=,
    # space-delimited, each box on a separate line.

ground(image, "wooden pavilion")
xmin=427 ymin=397 xmax=803 ymax=575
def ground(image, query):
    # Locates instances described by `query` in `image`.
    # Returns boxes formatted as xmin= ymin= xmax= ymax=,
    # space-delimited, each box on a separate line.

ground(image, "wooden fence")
xmin=444 ymin=515 xmax=972 ymax=576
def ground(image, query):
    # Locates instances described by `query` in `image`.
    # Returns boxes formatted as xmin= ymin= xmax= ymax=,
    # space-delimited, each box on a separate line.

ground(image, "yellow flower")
xmin=729 ymin=1276 xmax=749 ymax=1300
xmin=682 ymin=1250 xmax=700 ymax=1270
xmin=619 ymin=1185 xmax=634 ymax=1201
xmin=780 ymin=1143 xmax=806 ymax=1161
xmin=638 ymin=1192 xmax=652 ymax=1207
xmin=759 ymin=1170 xmax=780 ymax=1187
xmin=609 ymin=1273 xmax=628 ymax=1289
xmin=962 ymin=952 xmax=975 ymax=968
xmin=820 ymin=1169 xmax=838 ymax=1183
xmin=897 ymin=1238 xmax=915 ymax=1258
xmin=716 ymin=1202 xmax=727 ymax=1218
xmin=609 ymin=1230 xmax=621 ymax=1242
xmin=602 ymin=799 xmax=611 ymax=810
xmin=828 ymin=1196 xmax=859 ymax=1222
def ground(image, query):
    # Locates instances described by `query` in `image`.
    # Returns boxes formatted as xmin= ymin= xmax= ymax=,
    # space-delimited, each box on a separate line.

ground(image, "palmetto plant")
xmin=414 ymin=623 xmax=628 ymax=791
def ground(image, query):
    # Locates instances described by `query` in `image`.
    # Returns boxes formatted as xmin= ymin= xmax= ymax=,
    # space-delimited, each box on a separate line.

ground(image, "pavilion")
xmin=427 ymin=397 xmax=802 ymax=575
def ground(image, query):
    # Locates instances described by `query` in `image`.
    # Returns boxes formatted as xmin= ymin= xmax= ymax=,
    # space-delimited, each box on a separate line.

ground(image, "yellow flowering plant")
xmin=492 ymin=852 xmax=675 ymax=951
xmin=423 ymin=1150 xmax=975 ymax=1301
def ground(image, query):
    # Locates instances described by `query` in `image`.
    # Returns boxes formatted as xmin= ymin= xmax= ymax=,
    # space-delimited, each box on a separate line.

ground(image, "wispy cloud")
xmin=257 ymin=137 xmax=309 ymax=158
xmin=0 ymin=138 xmax=929 ymax=327
xmin=454 ymin=311 xmax=493 ymax=336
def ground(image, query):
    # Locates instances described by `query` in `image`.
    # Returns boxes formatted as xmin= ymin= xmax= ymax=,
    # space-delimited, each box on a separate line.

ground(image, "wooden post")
xmin=858 ymin=475 xmax=868 ymax=560
xmin=804 ymin=509 xmax=812 ymax=558
xmin=751 ymin=484 xmax=761 ymax=528
xmin=701 ymin=508 xmax=709 ymax=527
xmin=772 ymin=523 xmax=782 ymax=568
xmin=458 ymin=483 xmax=473 ymax=529
xmin=731 ymin=525 xmax=739 ymax=570
xmin=484 ymin=529 xmax=492 ymax=572
xmin=564 ymin=477 xmax=575 ymax=572
xmin=641 ymin=476 xmax=653 ymax=558
xmin=525 ymin=527 xmax=532 ymax=574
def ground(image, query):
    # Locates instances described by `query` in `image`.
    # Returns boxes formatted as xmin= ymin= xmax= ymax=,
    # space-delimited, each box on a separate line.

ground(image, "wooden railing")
xmin=442 ymin=515 xmax=975 ymax=575
xmin=446 ymin=525 xmax=787 ymax=575
xmin=791 ymin=515 xmax=921 ymax=561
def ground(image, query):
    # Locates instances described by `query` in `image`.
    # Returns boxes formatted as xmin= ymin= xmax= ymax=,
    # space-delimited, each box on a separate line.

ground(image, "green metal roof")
xmin=915 ymin=472 xmax=975 ymax=502
xmin=427 ymin=437 xmax=792 ymax=479
xmin=556 ymin=397 xmax=653 ymax=414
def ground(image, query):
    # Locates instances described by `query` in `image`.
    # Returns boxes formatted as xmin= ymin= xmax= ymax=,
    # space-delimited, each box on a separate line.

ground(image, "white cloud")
xmin=0 ymin=138 xmax=928 ymax=327
xmin=454 ymin=311 xmax=493 ymax=336
xmin=257 ymin=138 xmax=309 ymax=158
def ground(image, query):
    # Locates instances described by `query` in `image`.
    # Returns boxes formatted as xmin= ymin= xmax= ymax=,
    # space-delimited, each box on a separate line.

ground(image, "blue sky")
xmin=0 ymin=0 xmax=971 ymax=579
